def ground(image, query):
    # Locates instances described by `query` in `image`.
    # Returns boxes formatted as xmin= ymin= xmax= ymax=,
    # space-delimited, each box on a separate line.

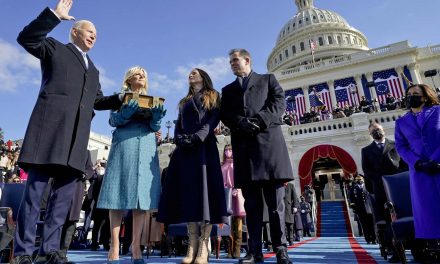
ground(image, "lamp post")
xmin=165 ymin=120 xmax=172 ymax=142
xmin=424 ymin=69 xmax=438 ymax=91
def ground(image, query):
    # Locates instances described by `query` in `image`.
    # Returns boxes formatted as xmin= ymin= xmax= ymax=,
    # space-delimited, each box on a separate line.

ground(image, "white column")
xmin=302 ymin=86 xmax=311 ymax=111
xmin=327 ymin=80 xmax=336 ymax=110
xmin=408 ymin=63 xmax=423 ymax=84
xmin=365 ymin=72 xmax=380 ymax=112
xmin=354 ymin=74 xmax=365 ymax=98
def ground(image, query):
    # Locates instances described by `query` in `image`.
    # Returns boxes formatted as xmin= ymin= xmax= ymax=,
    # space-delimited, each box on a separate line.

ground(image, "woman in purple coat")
xmin=394 ymin=83 xmax=440 ymax=239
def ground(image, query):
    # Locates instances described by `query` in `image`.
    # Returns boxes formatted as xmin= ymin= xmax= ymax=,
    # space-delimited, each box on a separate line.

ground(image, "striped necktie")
xmin=81 ymin=51 xmax=88 ymax=69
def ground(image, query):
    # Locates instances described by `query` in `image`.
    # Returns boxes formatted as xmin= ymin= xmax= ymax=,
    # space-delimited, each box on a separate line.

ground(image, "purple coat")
xmin=395 ymin=105 xmax=440 ymax=239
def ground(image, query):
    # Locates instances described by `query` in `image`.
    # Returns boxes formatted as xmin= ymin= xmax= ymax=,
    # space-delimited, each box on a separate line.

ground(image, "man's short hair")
xmin=228 ymin=48 xmax=251 ymax=59
xmin=368 ymin=121 xmax=381 ymax=129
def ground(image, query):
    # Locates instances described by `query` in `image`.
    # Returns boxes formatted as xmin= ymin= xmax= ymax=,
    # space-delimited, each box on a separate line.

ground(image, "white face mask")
xmin=97 ymin=167 xmax=105 ymax=175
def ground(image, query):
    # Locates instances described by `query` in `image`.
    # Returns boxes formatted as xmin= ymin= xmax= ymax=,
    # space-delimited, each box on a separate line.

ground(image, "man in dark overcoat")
xmin=284 ymin=181 xmax=302 ymax=244
xmin=361 ymin=122 xmax=407 ymax=261
xmin=220 ymin=48 xmax=293 ymax=264
xmin=12 ymin=1 xmax=121 ymax=263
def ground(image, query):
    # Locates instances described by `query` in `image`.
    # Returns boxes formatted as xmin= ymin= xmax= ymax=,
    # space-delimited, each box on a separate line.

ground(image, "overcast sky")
xmin=1 ymin=0 xmax=439 ymax=140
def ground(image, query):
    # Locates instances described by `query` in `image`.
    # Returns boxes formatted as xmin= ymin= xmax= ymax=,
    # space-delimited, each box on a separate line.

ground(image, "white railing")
xmin=277 ymin=41 xmax=414 ymax=79
xmin=287 ymin=109 xmax=407 ymax=139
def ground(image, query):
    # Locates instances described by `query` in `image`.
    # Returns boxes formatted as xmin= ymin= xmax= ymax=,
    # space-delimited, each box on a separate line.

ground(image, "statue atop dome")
xmin=295 ymin=0 xmax=314 ymax=10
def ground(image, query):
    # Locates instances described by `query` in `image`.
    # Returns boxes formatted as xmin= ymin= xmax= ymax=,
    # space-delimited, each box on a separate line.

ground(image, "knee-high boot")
xmin=194 ymin=224 xmax=212 ymax=264
xmin=181 ymin=222 xmax=199 ymax=264
xmin=232 ymin=217 xmax=243 ymax=258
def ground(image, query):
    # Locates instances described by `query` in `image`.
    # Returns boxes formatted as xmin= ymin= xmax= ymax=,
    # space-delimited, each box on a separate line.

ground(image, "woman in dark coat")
xmin=395 ymin=83 xmax=440 ymax=239
xmin=157 ymin=68 xmax=227 ymax=264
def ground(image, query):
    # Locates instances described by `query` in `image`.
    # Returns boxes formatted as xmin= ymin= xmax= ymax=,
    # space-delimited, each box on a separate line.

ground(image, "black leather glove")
xmin=175 ymin=134 xmax=200 ymax=149
xmin=415 ymin=160 xmax=440 ymax=174
xmin=238 ymin=118 xmax=260 ymax=134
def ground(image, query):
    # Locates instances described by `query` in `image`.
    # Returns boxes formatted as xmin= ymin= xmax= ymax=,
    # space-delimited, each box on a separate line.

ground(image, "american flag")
xmin=309 ymin=39 xmax=317 ymax=54
xmin=373 ymin=69 xmax=405 ymax=104
xmin=309 ymin=83 xmax=332 ymax=111
xmin=334 ymin=77 xmax=360 ymax=107
xmin=285 ymin=88 xmax=306 ymax=118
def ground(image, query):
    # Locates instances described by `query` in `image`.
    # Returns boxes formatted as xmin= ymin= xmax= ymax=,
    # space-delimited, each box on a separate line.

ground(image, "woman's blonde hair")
xmin=122 ymin=66 xmax=148 ymax=95
xmin=178 ymin=68 xmax=220 ymax=110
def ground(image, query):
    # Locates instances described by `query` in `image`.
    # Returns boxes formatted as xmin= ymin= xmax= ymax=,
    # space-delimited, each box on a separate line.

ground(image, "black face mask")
xmin=371 ymin=128 xmax=384 ymax=140
xmin=407 ymin=95 xmax=424 ymax=109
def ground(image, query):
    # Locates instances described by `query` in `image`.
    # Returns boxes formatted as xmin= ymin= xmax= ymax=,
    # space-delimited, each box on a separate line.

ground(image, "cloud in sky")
xmin=0 ymin=39 xmax=39 ymax=92
xmin=149 ymin=56 xmax=231 ymax=95
xmin=95 ymin=65 xmax=118 ymax=92
xmin=0 ymin=39 xmax=118 ymax=94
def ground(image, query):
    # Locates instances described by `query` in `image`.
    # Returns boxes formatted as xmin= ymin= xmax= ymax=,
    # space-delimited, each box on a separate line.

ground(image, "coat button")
xmin=80 ymin=104 xmax=84 ymax=109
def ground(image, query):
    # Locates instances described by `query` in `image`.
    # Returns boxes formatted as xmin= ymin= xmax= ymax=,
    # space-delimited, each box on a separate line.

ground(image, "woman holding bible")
xmin=97 ymin=66 xmax=166 ymax=264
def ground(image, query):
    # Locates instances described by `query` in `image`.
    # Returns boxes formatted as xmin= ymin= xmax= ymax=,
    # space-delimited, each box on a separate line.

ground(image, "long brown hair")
xmin=405 ymin=84 xmax=439 ymax=108
xmin=178 ymin=68 xmax=220 ymax=110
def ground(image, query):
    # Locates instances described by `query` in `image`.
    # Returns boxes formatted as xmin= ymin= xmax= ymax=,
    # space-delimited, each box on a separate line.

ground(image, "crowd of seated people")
xmin=0 ymin=139 xmax=26 ymax=184
xmin=283 ymin=93 xmax=408 ymax=126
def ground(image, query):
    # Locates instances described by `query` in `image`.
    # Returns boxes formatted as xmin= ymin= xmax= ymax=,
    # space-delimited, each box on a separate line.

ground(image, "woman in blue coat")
xmin=157 ymin=68 xmax=228 ymax=264
xmin=395 ymin=83 xmax=440 ymax=239
xmin=97 ymin=66 xmax=166 ymax=264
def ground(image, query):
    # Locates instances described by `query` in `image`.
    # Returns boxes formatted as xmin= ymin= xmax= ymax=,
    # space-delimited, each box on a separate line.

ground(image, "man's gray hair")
xmin=69 ymin=20 xmax=94 ymax=43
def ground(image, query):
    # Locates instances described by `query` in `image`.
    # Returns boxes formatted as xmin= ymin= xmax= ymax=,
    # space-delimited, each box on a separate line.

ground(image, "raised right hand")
xmin=54 ymin=0 xmax=75 ymax=20
xmin=120 ymin=99 xmax=139 ymax=120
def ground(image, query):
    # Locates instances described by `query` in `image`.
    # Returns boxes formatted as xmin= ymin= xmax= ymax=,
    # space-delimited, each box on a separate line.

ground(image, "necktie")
xmin=241 ymin=76 xmax=248 ymax=90
xmin=81 ymin=51 xmax=88 ymax=69
xmin=378 ymin=143 xmax=384 ymax=150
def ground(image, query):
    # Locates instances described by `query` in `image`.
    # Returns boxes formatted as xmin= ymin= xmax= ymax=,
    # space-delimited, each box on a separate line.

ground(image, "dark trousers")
xmin=285 ymin=223 xmax=294 ymax=244
xmin=13 ymin=166 xmax=78 ymax=256
xmin=242 ymin=183 xmax=287 ymax=255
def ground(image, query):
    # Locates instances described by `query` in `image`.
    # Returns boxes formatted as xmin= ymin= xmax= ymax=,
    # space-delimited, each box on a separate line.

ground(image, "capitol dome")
xmin=267 ymin=0 xmax=369 ymax=72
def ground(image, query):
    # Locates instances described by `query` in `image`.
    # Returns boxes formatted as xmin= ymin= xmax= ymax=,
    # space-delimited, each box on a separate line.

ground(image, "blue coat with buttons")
xmin=97 ymin=111 xmax=162 ymax=210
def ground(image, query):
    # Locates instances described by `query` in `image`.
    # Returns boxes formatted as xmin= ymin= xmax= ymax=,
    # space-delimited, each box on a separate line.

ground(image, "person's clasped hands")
xmin=151 ymin=104 xmax=167 ymax=122
xmin=175 ymin=134 xmax=201 ymax=150
xmin=415 ymin=159 xmax=440 ymax=175
xmin=121 ymin=99 xmax=139 ymax=120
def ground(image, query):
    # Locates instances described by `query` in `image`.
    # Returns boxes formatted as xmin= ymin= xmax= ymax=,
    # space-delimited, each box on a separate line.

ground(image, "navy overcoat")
xmin=220 ymin=72 xmax=294 ymax=188
xmin=16 ymin=8 xmax=121 ymax=174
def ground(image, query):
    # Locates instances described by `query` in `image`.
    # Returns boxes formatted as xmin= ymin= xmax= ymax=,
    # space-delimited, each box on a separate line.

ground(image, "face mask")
xmin=371 ymin=128 xmax=384 ymax=140
xmin=225 ymin=150 xmax=233 ymax=158
xmin=407 ymin=95 xmax=424 ymax=109
xmin=356 ymin=180 xmax=363 ymax=185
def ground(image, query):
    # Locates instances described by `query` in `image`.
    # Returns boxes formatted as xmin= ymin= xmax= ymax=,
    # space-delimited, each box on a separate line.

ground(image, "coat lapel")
xmin=67 ymin=43 xmax=88 ymax=71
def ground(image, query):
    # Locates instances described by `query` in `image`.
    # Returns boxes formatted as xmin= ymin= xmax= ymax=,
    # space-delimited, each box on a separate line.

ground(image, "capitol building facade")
xmin=89 ymin=0 xmax=440 ymax=196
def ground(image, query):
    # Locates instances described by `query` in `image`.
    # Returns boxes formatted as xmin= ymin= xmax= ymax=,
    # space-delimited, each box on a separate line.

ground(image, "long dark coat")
xmin=395 ymin=106 xmax=440 ymax=238
xmin=284 ymin=182 xmax=302 ymax=230
xmin=16 ymin=8 xmax=121 ymax=174
xmin=361 ymin=138 xmax=404 ymax=221
xmin=157 ymin=92 xmax=228 ymax=224
xmin=220 ymin=72 xmax=293 ymax=188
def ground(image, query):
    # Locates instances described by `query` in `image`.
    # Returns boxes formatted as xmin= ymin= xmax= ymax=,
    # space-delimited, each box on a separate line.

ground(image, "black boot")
xmin=275 ymin=247 xmax=292 ymax=264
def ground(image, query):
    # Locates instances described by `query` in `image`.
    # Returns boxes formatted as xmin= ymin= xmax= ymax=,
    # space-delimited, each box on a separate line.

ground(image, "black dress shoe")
xmin=238 ymin=253 xmax=256 ymax=264
xmin=255 ymin=253 xmax=264 ymax=263
xmin=35 ymin=250 xmax=66 ymax=264
xmin=387 ymin=254 xmax=400 ymax=263
xmin=276 ymin=247 xmax=292 ymax=264
xmin=10 ymin=255 xmax=33 ymax=264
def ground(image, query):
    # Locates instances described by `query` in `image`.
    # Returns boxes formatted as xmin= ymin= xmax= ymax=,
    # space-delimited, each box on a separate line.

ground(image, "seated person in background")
xmin=385 ymin=93 xmax=397 ymax=110
xmin=333 ymin=103 xmax=346 ymax=119
xmin=343 ymin=105 xmax=353 ymax=117
xmin=359 ymin=96 xmax=372 ymax=113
